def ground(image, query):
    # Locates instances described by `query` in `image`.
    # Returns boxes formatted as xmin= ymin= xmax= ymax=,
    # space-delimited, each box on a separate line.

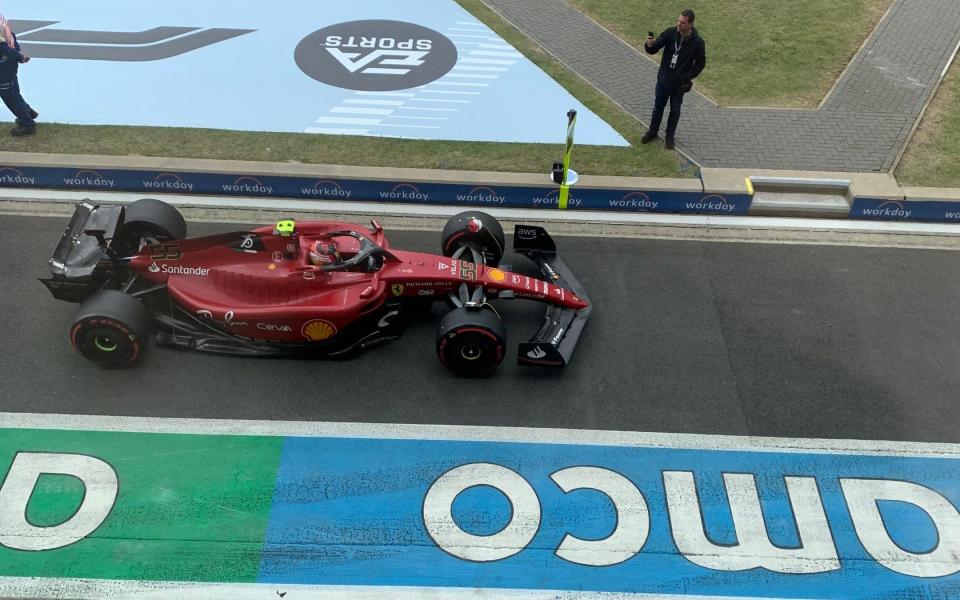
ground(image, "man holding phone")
xmin=641 ymin=9 xmax=706 ymax=150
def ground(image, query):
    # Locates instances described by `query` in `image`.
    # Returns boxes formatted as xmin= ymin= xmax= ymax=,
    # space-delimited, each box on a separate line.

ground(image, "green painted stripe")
xmin=0 ymin=429 xmax=283 ymax=582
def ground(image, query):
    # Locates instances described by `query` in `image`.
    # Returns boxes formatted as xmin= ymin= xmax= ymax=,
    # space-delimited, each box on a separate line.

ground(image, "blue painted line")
xmin=258 ymin=437 xmax=960 ymax=599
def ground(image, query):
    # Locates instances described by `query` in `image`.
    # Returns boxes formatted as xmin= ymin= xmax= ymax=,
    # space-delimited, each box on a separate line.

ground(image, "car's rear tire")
xmin=441 ymin=211 xmax=505 ymax=266
xmin=115 ymin=198 xmax=187 ymax=256
xmin=436 ymin=307 xmax=506 ymax=376
xmin=70 ymin=290 xmax=153 ymax=368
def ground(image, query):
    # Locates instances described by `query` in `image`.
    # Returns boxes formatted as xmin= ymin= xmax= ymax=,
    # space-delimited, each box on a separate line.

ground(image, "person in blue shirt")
xmin=0 ymin=17 xmax=38 ymax=137
xmin=641 ymin=9 xmax=706 ymax=150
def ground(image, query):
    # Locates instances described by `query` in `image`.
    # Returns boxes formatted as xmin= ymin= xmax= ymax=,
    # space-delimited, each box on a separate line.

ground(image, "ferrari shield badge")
xmin=391 ymin=283 xmax=405 ymax=296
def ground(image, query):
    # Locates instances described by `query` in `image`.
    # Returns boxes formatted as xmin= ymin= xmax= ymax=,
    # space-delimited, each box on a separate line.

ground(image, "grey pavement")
xmin=5 ymin=214 xmax=960 ymax=442
xmin=478 ymin=0 xmax=960 ymax=173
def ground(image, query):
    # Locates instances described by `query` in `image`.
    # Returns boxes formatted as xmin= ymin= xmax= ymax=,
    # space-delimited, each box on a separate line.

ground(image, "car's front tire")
xmin=436 ymin=307 xmax=506 ymax=376
xmin=70 ymin=290 xmax=154 ymax=368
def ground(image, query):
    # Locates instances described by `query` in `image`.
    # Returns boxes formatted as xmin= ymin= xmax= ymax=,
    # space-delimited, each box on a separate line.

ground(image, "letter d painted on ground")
xmin=0 ymin=452 xmax=118 ymax=551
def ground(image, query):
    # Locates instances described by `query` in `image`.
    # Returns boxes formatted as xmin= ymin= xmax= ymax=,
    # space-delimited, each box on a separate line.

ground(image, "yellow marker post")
xmin=558 ymin=110 xmax=577 ymax=210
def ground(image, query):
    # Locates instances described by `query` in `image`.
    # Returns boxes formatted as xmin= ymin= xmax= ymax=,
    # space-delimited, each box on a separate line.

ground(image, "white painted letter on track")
xmin=0 ymin=452 xmax=118 ymax=551
xmin=551 ymin=466 xmax=649 ymax=566
xmin=841 ymin=478 xmax=960 ymax=577
xmin=423 ymin=462 xmax=540 ymax=562
xmin=664 ymin=471 xmax=840 ymax=573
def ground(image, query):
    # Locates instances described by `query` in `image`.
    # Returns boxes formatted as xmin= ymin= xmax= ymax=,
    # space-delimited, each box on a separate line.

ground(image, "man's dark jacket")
xmin=645 ymin=26 xmax=706 ymax=89
xmin=0 ymin=33 xmax=25 ymax=85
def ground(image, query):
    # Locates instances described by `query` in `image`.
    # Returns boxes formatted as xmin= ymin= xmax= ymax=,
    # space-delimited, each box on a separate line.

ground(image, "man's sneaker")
xmin=641 ymin=130 xmax=657 ymax=144
xmin=29 ymin=109 xmax=38 ymax=120
xmin=665 ymin=137 xmax=676 ymax=150
xmin=11 ymin=124 xmax=36 ymax=137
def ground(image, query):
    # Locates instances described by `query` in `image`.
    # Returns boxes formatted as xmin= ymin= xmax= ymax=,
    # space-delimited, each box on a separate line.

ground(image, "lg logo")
xmin=295 ymin=20 xmax=458 ymax=91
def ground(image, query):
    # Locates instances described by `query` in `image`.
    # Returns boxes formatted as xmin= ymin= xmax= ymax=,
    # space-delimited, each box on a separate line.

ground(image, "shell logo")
xmin=488 ymin=268 xmax=506 ymax=283
xmin=302 ymin=319 xmax=338 ymax=341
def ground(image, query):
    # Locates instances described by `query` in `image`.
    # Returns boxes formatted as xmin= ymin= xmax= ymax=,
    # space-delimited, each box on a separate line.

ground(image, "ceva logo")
xmin=144 ymin=172 xmax=194 ymax=192
xmin=0 ymin=167 xmax=36 ymax=186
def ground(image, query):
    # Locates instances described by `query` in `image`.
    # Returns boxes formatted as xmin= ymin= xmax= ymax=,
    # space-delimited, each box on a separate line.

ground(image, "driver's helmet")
xmin=308 ymin=240 xmax=341 ymax=266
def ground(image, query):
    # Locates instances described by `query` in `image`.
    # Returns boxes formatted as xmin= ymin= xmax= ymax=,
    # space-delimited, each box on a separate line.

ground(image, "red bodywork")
xmin=129 ymin=220 xmax=587 ymax=345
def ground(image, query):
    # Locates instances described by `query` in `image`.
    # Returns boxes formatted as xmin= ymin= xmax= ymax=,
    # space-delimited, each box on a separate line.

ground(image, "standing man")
xmin=0 ymin=16 xmax=38 ymax=137
xmin=641 ymin=9 xmax=705 ymax=150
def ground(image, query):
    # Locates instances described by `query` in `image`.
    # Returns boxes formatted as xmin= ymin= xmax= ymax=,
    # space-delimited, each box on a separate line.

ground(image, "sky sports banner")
xmin=1 ymin=416 xmax=960 ymax=599
xmin=850 ymin=197 xmax=960 ymax=223
xmin=0 ymin=164 xmax=752 ymax=215
xmin=4 ymin=0 xmax=627 ymax=146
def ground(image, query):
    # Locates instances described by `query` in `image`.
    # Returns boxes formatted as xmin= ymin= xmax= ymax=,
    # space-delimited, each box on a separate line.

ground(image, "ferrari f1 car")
xmin=41 ymin=199 xmax=591 ymax=376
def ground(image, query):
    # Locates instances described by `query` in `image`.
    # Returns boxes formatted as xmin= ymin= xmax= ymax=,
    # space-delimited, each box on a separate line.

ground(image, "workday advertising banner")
xmin=1 ymin=415 xmax=959 ymax=599
xmin=851 ymin=197 xmax=960 ymax=223
xmin=0 ymin=164 xmax=752 ymax=215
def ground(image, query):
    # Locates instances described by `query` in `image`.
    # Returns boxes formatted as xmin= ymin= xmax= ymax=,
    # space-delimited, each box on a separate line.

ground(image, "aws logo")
xmin=295 ymin=20 xmax=457 ymax=91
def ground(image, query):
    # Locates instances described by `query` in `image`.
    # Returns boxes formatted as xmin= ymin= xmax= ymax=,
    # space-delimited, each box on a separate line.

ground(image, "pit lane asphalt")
xmin=2 ymin=213 xmax=959 ymax=444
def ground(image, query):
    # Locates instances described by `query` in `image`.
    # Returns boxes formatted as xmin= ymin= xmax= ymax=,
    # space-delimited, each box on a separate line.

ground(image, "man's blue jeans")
xmin=648 ymin=80 xmax=684 ymax=139
xmin=0 ymin=78 xmax=35 ymax=126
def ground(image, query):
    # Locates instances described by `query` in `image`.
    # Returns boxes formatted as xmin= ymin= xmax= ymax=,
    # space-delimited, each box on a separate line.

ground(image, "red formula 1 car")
xmin=41 ymin=199 xmax=591 ymax=375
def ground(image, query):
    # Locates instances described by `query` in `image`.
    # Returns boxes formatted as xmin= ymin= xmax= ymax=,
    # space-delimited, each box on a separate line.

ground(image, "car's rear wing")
xmin=47 ymin=201 xmax=123 ymax=278
xmin=511 ymin=225 xmax=591 ymax=368
xmin=41 ymin=201 xmax=124 ymax=302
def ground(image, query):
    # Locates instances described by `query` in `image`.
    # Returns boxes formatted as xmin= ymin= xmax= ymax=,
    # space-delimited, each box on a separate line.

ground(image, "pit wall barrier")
xmin=0 ymin=152 xmax=958 ymax=223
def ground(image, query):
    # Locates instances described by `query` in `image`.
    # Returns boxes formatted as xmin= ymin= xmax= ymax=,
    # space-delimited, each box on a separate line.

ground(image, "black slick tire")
xmin=441 ymin=211 xmax=505 ymax=266
xmin=436 ymin=307 xmax=506 ymax=376
xmin=70 ymin=290 xmax=154 ymax=368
